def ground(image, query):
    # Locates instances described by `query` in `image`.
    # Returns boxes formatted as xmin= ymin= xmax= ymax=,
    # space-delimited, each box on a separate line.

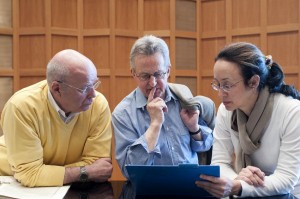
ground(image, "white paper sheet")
xmin=0 ymin=176 xmax=70 ymax=199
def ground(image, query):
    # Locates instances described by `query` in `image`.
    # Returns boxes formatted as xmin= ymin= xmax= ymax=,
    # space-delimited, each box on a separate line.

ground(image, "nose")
xmin=217 ymin=89 xmax=226 ymax=98
xmin=86 ymin=87 xmax=96 ymax=98
xmin=148 ymin=75 xmax=157 ymax=87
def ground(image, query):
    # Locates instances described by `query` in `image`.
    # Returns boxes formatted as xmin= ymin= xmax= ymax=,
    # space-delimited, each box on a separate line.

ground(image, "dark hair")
xmin=215 ymin=42 xmax=300 ymax=100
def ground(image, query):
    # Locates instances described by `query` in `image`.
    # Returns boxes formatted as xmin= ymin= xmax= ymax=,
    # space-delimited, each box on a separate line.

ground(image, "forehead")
xmin=134 ymin=53 xmax=165 ymax=72
xmin=66 ymin=64 xmax=97 ymax=86
xmin=213 ymin=60 xmax=242 ymax=81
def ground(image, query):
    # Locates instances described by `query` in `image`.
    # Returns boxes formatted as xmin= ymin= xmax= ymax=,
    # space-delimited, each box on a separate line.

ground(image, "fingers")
xmin=101 ymin=157 xmax=112 ymax=163
xmin=147 ymin=87 xmax=168 ymax=114
xmin=195 ymin=175 xmax=232 ymax=198
xmin=248 ymin=166 xmax=265 ymax=180
xmin=236 ymin=166 xmax=265 ymax=187
xmin=147 ymin=87 xmax=156 ymax=103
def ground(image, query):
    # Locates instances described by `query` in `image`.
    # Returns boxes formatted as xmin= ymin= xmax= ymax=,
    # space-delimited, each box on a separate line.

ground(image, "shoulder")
xmin=5 ymin=80 xmax=48 ymax=108
xmin=273 ymin=94 xmax=300 ymax=114
xmin=89 ymin=91 xmax=110 ymax=113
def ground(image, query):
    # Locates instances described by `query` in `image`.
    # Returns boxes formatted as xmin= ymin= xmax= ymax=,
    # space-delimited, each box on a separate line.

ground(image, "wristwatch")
xmin=79 ymin=166 xmax=88 ymax=182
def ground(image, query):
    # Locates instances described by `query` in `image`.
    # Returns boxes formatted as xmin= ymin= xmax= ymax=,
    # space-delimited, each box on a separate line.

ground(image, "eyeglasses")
xmin=57 ymin=80 xmax=101 ymax=94
xmin=134 ymin=71 xmax=168 ymax=81
xmin=211 ymin=79 xmax=243 ymax=92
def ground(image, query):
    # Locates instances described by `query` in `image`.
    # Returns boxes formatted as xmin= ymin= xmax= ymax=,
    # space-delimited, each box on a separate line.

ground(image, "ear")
xmin=50 ymin=81 xmax=61 ymax=96
xmin=131 ymin=69 xmax=135 ymax=77
xmin=166 ymin=67 xmax=171 ymax=78
xmin=248 ymin=75 xmax=260 ymax=88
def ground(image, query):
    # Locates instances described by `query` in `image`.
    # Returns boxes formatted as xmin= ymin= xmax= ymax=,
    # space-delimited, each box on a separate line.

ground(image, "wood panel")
xmin=83 ymin=0 xmax=109 ymax=29
xmin=0 ymin=36 xmax=12 ymax=69
xmin=0 ymin=0 xmax=12 ymax=28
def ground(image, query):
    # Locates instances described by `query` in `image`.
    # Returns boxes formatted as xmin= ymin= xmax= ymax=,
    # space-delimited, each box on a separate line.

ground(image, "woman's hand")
xmin=195 ymin=174 xmax=241 ymax=198
xmin=235 ymin=166 xmax=265 ymax=187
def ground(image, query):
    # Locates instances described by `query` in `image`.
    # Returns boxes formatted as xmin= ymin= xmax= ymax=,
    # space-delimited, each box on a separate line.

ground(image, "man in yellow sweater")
xmin=0 ymin=49 xmax=113 ymax=187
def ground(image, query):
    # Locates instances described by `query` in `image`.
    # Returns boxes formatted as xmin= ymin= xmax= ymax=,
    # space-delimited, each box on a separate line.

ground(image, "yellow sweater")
xmin=0 ymin=80 xmax=112 ymax=187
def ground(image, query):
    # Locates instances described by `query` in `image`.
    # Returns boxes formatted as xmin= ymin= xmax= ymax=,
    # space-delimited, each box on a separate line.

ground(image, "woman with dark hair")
xmin=195 ymin=42 xmax=300 ymax=198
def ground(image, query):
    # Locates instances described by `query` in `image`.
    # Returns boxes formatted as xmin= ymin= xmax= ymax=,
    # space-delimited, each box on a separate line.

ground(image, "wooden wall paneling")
xmin=83 ymin=36 xmax=110 ymax=70
xmin=232 ymin=0 xmax=260 ymax=29
xmin=0 ymin=0 xmax=12 ymax=28
xmin=175 ymin=37 xmax=197 ymax=70
xmin=83 ymin=0 xmax=109 ymax=29
xmin=77 ymin=0 xmax=84 ymax=52
xmin=115 ymin=0 xmax=138 ymax=30
xmin=144 ymin=0 xmax=170 ymax=31
xmin=285 ymin=74 xmax=299 ymax=88
xmin=267 ymin=0 xmax=298 ymax=26
xmin=19 ymin=0 xmax=44 ymax=28
xmin=0 ymin=36 xmax=12 ymax=69
xmin=114 ymin=36 xmax=137 ymax=72
xmin=19 ymin=76 xmax=45 ymax=89
xmin=201 ymin=0 xmax=226 ymax=33
xmin=51 ymin=0 xmax=77 ymax=29
xmin=232 ymin=35 xmax=261 ymax=48
xmin=267 ymin=32 xmax=298 ymax=71
xmin=19 ymin=35 xmax=46 ymax=69
xmin=176 ymin=0 xmax=196 ymax=32
xmin=200 ymin=38 xmax=226 ymax=75
xmin=12 ymin=0 xmax=20 ymax=92
xmin=51 ymin=35 xmax=78 ymax=53
xmin=176 ymin=76 xmax=197 ymax=96
xmin=199 ymin=0 xmax=226 ymax=96
xmin=45 ymin=0 xmax=52 ymax=63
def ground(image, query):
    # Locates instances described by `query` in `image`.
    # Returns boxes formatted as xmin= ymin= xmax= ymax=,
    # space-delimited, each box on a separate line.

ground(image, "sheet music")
xmin=0 ymin=176 xmax=70 ymax=199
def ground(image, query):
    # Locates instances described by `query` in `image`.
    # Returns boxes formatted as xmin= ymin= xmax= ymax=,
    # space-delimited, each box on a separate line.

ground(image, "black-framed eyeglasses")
xmin=57 ymin=80 xmax=101 ymax=94
xmin=134 ymin=71 xmax=168 ymax=81
xmin=211 ymin=79 xmax=243 ymax=92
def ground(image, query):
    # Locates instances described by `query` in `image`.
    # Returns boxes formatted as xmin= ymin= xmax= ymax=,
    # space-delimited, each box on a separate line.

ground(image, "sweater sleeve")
xmin=1 ymin=101 xmax=65 ymax=187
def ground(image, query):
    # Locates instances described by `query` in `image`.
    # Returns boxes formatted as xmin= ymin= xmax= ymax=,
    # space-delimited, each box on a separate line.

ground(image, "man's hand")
xmin=87 ymin=158 xmax=113 ymax=183
xmin=146 ymin=87 xmax=168 ymax=125
xmin=180 ymin=108 xmax=199 ymax=132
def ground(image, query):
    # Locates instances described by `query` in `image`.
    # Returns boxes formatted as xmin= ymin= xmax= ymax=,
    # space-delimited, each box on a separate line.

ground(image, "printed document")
xmin=0 ymin=176 xmax=70 ymax=199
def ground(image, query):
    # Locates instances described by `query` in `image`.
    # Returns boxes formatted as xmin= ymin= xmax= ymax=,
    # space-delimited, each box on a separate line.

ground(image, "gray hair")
xmin=46 ymin=59 xmax=70 ymax=85
xmin=129 ymin=35 xmax=171 ymax=70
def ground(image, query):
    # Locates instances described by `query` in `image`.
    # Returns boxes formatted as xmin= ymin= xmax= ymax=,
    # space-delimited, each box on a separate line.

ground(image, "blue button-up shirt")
xmin=112 ymin=86 xmax=213 ymax=178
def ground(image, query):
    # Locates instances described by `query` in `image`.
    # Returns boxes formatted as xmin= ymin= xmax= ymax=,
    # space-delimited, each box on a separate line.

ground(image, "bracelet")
xmin=189 ymin=127 xmax=201 ymax=135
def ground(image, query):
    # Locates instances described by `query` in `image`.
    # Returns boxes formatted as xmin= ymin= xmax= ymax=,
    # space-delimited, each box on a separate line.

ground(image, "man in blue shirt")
xmin=112 ymin=35 xmax=215 ymax=178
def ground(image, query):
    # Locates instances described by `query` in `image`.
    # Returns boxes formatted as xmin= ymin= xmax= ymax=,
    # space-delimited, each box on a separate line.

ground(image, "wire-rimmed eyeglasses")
xmin=134 ymin=71 xmax=168 ymax=81
xmin=57 ymin=80 xmax=101 ymax=94
xmin=211 ymin=79 xmax=243 ymax=92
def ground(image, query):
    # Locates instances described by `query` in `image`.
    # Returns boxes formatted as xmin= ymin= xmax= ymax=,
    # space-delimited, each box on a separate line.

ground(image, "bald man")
xmin=0 ymin=49 xmax=113 ymax=187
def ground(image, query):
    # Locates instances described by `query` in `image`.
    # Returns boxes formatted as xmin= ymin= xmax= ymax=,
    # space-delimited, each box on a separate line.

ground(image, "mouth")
xmin=222 ymin=101 xmax=231 ymax=106
xmin=84 ymin=99 xmax=93 ymax=106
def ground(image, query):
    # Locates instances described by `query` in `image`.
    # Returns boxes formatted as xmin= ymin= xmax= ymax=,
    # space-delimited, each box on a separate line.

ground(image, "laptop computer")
xmin=125 ymin=164 xmax=220 ymax=197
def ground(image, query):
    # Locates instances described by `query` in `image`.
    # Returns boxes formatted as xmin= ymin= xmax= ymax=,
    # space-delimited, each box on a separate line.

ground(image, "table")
xmin=63 ymin=181 xmax=299 ymax=199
